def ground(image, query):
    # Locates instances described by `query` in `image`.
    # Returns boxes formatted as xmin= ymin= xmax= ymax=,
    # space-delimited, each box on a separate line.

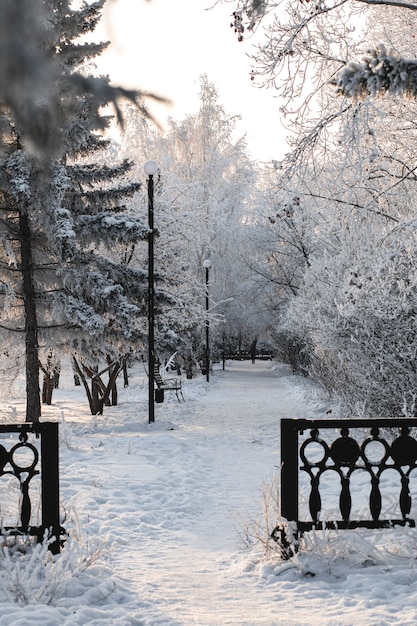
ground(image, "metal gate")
xmin=275 ymin=418 xmax=417 ymax=558
xmin=0 ymin=422 xmax=63 ymax=553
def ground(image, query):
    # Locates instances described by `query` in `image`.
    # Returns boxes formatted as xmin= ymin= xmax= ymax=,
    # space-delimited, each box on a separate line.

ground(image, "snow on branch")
xmin=227 ymin=0 xmax=273 ymax=39
xmin=78 ymin=213 xmax=149 ymax=244
xmin=334 ymin=44 xmax=417 ymax=100
xmin=58 ymin=295 xmax=105 ymax=335
xmin=6 ymin=151 xmax=31 ymax=200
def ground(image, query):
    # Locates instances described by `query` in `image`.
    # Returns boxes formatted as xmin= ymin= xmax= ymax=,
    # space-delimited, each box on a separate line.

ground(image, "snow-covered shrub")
xmin=272 ymin=329 xmax=311 ymax=375
xmin=238 ymin=476 xmax=287 ymax=558
xmin=59 ymin=411 xmax=74 ymax=450
xmin=244 ymin=477 xmax=417 ymax=579
xmin=0 ymin=518 xmax=108 ymax=606
xmin=282 ymin=222 xmax=417 ymax=417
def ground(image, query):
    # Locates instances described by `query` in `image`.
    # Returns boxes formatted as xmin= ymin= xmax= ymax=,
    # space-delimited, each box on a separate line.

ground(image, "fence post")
xmin=40 ymin=422 xmax=61 ymax=554
xmin=281 ymin=419 xmax=299 ymax=522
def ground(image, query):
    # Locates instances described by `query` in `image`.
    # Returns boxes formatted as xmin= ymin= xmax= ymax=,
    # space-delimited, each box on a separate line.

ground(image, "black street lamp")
xmin=144 ymin=160 xmax=159 ymax=423
xmin=203 ymin=259 xmax=212 ymax=383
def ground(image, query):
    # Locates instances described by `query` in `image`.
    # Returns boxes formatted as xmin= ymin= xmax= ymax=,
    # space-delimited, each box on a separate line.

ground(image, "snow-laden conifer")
xmin=0 ymin=0 xmax=150 ymax=419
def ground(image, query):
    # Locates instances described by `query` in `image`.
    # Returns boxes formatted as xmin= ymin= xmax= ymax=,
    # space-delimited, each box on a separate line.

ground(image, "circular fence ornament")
xmin=0 ymin=445 xmax=9 ymax=472
xmin=361 ymin=438 xmax=389 ymax=465
xmin=10 ymin=442 xmax=39 ymax=473
xmin=390 ymin=435 xmax=417 ymax=467
xmin=300 ymin=434 xmax=329 ymax=467
xmin=330 ymin=436 xmax=360 ymax=466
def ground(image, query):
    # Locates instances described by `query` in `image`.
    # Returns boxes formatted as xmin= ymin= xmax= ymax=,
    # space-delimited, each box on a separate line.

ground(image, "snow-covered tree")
xmin=0 ymin=0 xmax=150 ymax=420
xmin=272 ymin=89 xmax=417 ymax=412
xmin=222 ymin=0 xmax=417 ymax=163
xmin=119 ymin=76 xmax=261 ymax=367
xmin=220 ymin=0 xmax=417 ymax=414
xmin=0 ymin=0 xmax=159 ymax=158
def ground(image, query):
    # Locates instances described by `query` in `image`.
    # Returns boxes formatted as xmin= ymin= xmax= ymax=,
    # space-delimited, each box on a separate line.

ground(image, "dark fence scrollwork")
xmin=0 ymin=422 xmax=63 ymax=553
xmin=274 ymin=418 xmax=417 ymax=558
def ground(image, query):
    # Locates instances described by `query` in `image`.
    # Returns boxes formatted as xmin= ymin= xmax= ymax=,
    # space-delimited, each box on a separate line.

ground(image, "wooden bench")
xmin=154 ymin=365 xmax=184 ymax=402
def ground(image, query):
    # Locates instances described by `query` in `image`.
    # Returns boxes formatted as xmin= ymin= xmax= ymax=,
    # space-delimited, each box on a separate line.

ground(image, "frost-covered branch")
xmin=0 ymin=0 xmax=165 ymax=157
xmin=335 ymin=44 xmax=417 ymax=99
xmin=356 ymin=0 xmax=417 ymax=9
xmin=306 ymin=192 xmax=400 ymax=222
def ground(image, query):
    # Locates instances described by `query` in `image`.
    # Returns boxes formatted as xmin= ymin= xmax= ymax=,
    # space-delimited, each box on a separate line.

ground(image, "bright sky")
xmin=94 ymin=0 xmax=289 ymax=162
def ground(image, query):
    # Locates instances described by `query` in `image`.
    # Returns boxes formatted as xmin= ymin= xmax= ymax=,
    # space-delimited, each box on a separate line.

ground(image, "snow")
xmin=1 ymin=360 xmax=417 ymax=624
xmin=335 ymin=44 xmax=417 ymax=100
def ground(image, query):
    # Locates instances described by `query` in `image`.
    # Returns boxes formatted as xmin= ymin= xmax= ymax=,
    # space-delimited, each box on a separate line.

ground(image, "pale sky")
xmin=94 ymin=0 xmax=289 ymax=162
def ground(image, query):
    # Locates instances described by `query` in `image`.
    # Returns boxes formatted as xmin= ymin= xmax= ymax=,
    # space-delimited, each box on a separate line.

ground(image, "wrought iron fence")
xmin=0 ymin=422 xmax=63 ymax=553
xmin=274 ymin=418 xmax=417 ymax=558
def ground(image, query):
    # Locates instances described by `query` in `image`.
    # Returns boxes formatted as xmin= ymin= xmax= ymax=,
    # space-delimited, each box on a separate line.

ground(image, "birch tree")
xmin=119 ymin=76 xmax=261 ymax=364
xmin=219 ymin=0 xmax=417 ymax=414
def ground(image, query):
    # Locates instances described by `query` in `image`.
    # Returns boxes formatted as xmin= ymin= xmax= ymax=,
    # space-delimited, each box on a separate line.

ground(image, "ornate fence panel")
xmin=275 ymin=418 xmax=417 ymax=558
xmin=0 ymin=422 xmax=63 ymax=553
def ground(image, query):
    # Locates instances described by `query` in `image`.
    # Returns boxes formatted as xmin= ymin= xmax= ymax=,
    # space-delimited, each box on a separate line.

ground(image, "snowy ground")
xmin=0 ymin=360 xmax=416 ymax=624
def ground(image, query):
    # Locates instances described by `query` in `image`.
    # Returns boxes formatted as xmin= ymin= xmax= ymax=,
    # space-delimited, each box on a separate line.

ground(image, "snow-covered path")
xmin=109 ymin=361 xmax=306 ymax=625
xmin=2 ymin=360 xmax=417 ymax=625
xmin=65 ymin=360 xmax=309 ymax=625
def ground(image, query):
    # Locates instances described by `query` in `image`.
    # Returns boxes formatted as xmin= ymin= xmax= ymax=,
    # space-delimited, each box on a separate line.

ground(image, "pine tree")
xmin=0 ymin=1 xmax=149 ymax=420
xmin=0 ymin=0 xmax=156 ymax=158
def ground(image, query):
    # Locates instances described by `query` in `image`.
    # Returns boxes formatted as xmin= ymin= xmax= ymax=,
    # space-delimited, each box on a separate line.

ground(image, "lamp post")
xmin=203 ymin=259 xmax=212 ymax=383
xmin=144 ymin=160 xmax=159 ymax=424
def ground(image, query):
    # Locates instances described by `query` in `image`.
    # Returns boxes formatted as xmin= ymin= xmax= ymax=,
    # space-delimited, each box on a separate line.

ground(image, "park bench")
xmin=223 ymin=350 xmax=273 ymax=361
xmin=274 ymin=417 xmax=417 ymax=559
xmin=154 ymin=364 xmax=184 ymax=403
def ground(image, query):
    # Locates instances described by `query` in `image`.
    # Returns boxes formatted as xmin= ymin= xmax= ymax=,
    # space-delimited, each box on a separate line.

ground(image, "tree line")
xmin=1 ymin=0 xmax=417 ymax=419
xmin=225 ymin=0 xmax=417 ymax=416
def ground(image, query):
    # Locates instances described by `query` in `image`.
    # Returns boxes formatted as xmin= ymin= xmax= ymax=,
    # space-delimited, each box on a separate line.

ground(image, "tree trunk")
xmin=238 ymin=332 xmax=243 ymax=360
xmin=72 ymin=356 xmax=123 ymax=415
xmin=72 ymin=359 xmax=81 ymax=385
xmin=72 ymin=357 xmax=94 ymax=413
xmin=107 ymin=356 xmax=118 ymax=406
xmin=19 ymin=211 xmax=40 ymax=422
xmin=53 ymin=362 xmax=60 ymax=388
xmin=111 ymin=379 xmax=118 ymax=406
xmin=42 ymin=373 xmax=54 ymax=405
xmin=250 ymin=336 xmax=258 ymax=364
xmin=100 ymin=359 xmax=121 ymax=410
xmin=123 ymin=360 xmax=129 ymax=388
xmin=40 ymin=350 xmax=60 ymax=405
xmin=91 ymin=370 xmax=101 ymax=415
xmin=109 ymin=362 xmax=118 ymax=406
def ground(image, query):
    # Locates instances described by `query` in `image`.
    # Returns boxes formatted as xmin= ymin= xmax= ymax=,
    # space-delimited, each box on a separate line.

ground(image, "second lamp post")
xmin=203 ymin=259 xmax=212 ymax=382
